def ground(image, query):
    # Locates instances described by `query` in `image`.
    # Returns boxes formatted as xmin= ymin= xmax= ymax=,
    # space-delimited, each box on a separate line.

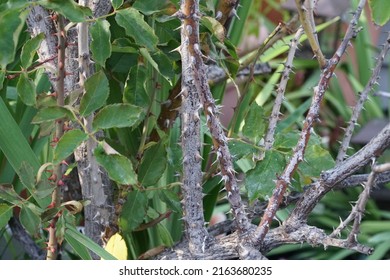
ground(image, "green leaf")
xmin=21 ymin=33 xmax=45 ymax=69
xmin=274 ymin=132 xmax=299 ymax=150
xmin=79 ymin=70 xmax=109 ymax=117
xmin=17 ymin=73 xmax=37 ymax=107
xmin=245 ymin=150 xmax=286 ymax=201
xmin=116 ymin=8 xmax=158 ymax=51
xmin=0 ymin=99 xmax=49 ymax=207
xmin=90 ymin=20 xmax=111 ymax=67
xmin=0 ymin=204 xmax=12 ymax=229
xmin=0 ymin=71 xmax=4 ymax=90
xmin=160 ymin=190 xmax=181 ymax=213
xmin=0 ymin=185 xmax=22 ymax=206
xmin=31 ymin=106 xmax=72 ymax=124
xmin=139 ymin=48 xmax=173 ymax=84
xmin=38 ymin=0 xmax=92 ymax=23
xmin=92 ymin=104 xmax=143 ymax=130
xmin=201 ymin=16 xmax=225 ymax=42
xmin=368 ymin=0 xmax=390 ymax=26
xmin=299 ymin=144 xmax=335 ymax=178
xmin=228 ymin=140 xmax=259 ymax=160
xmin=276 ymin=99 xmax=312 ymax=133
xmin=65 ymin=225 xmax=117 ymax=260
xmin=111 ymin=0 xmax=124 ymax=10
xmin=19 ymin=161 xmax=36 ymax=193
xmin=242 ymin=103 xmax=266 ymax=143
xmin=53 ymin=130 xmax=88 ymax=164
xmin=123 ymin=64 xmax=149 ymax=108
xmin=157 ymin=223 xmax=173 ymax=247
xmin=119 ymin=190 xmax=148 ymax=233
xmin=138 ymin=141 xmax=167 ymax=187
xmin=94 ymin=143 xmax=137 ymax=185
xmin=132 ymin=0 xmax=168 ymax=15
xmin=19 ymin=206 xmax=41 ymax=236
xmin=0 ymin=8 xmax=28 ymax=68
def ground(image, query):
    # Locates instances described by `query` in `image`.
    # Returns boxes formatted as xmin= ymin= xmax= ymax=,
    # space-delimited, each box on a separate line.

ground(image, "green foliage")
xmin=79 ymin=70 xmax=110 ymax=117
xmin=0 ymin=8 xmax=28 ymax=68
xmin=38 ymin=0 xmax=92 ymax=23
xmin=90 ymin=20 xmax=112 ymax=67
xmin=119 ymin=190 xmax=148 ymax=233
xmin=92 ymin=104 xmax=144 ymax=130
xmin=20 ymin=33 xmax=45 ymax=69
xmin=115 ymin=8 xmax=158 ymax=51
xmin=138 ymin=140 xmax=167 ymax=187
xmin=94 ymin=143 xmax=137 ymax=185
xmin=368 ymin=0 xmax=390 ymax=26
xmin=53 ymin=130 xmax=88 ymax=164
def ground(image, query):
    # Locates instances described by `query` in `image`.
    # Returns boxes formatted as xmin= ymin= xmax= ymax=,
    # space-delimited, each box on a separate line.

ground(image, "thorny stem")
xmin=286 ymin=123 xmax=390 ymax=229
xmin=331 ymin=162 xmax=390 ymax=242
xmin=251 ymin=0 xmax=367 ymax=245
xmin=294 ymin=0 xmax=327 ymax=68
xmin=180 ymin=1 xmax=260 ymax=259
xmin=46 ymin=14 xmax=66 ymax=260
xmin=179 ymin=0 xmax=210 ymax=257
xmin=263 ymin=27 xmax=304 ymax=155
xmin=336 ymin=32 xmax=390 ymax=163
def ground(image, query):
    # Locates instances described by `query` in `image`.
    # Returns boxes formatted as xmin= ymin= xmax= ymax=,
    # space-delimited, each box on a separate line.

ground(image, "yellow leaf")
xmin=102 ymin=233 xmax=127 ymax=260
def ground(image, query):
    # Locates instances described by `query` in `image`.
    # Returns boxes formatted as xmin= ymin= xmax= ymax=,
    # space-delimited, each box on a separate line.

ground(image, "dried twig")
xmin=251 ymin=0 xmax=367 ymax=245
xmin=336 ymin=32 xmax=390 ymax=163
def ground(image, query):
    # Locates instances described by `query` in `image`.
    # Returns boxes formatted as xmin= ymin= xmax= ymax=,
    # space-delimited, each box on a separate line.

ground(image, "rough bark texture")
xmin=27 ymin=0 xmax=115 ymax=259
xmin=72 ymin=0 xmax=115 ymax=259
xmin=179 ymin=0 xmax=211 ymax=258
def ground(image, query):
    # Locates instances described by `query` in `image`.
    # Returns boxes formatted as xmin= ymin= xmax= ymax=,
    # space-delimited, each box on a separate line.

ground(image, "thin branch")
xmin=295 ymin=0 xmax=327 ymax=68
xmin=72 ymin=0 xmax=116 ymax=259
xmin=286 ymin=122 xmax=390 ymax=229
xmin=331 ymin=162 xmax=390 ymax=242
xmin=251 ymin=0 xmax=367 ymax=245
xmin=178 ymin=0 xmax=210 ymax=257
xmin=263 ymin=27 xmax=304 ymax=154
xmin=46 ymin=13 xmax=66 ymax=260
xmin=336 ymin=32 xmax=390 ymax=163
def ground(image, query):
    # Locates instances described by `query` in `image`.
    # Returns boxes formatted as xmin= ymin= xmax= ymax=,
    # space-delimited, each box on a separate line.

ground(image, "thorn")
xmin=57 ymin=180 xmax=65 ymax=187
xmin=48 ymin=174 xmax=57 ymax=181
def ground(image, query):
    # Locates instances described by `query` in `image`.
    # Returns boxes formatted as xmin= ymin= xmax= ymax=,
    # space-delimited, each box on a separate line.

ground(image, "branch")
xmin=72 ymin=0 xmax=116 ymax=259
xmin=294 ymin=0 xmax=327 ymax=68
xmin=46 ymin=13 xmax=66 ymax=260
xmin=331 ymin=162 xmax=390 ymax=242
xmin=178 ymin=0 xmax=210 ymax=257
xmin=263 ymin=27 xmax=304 ymax=153
xmin=336 ymin=32 xmax=390 ymax=163
xmin=251 ymin=0 xmax=367 ymax=245
xmin=286 ymin=122 xmax=390 ymax=229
